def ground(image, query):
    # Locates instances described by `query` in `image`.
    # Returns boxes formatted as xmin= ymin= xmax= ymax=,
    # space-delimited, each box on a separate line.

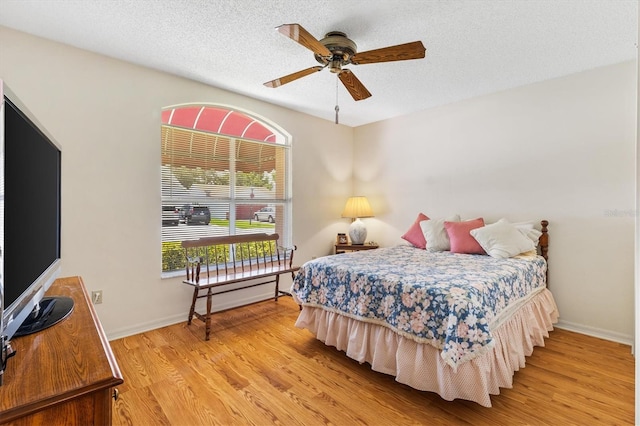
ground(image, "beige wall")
xmin=354 ymin=61 xmax=637 ymax=343
xmin=635 ymin=4 xmax=639 ymax=419
xmin=0 ymin=26 xmax=354 ymax=338
xmin=0 ymin=25 xmax=636 ymax=344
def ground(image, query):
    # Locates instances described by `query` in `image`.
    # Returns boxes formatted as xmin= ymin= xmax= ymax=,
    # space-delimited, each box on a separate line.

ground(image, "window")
xmin=160 ymin=104 xmax=292 ymax=273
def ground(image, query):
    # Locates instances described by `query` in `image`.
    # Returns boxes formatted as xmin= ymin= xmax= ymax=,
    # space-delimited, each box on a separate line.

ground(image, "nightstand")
xmin=335 ymin=243 xmax=379 ymax=254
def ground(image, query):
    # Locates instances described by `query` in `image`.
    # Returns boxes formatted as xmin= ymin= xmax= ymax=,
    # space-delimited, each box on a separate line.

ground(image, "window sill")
xmin=161 ymin=269 xmax=184 ymax=280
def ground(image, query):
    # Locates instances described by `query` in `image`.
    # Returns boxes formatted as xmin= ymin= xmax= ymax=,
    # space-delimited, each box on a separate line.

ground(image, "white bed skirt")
xmin=294 ymin=288 xmax=559 ymax=407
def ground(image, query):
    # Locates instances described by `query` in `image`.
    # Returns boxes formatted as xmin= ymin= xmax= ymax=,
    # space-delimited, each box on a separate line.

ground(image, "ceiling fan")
xmin=263 ymin=24 xmax=426 ymax=101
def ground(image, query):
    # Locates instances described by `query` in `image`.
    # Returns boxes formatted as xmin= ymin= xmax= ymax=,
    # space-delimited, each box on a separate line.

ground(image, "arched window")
xmin=160 ymin=104 xmax=292 ymax=273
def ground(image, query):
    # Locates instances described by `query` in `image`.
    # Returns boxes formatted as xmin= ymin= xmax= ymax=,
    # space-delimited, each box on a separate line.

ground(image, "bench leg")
xmin=274 ymin=275 xmax=280 ymax=301
xmin=188 ymin=287 xmax=198 ymax=325
xmin=204 ymin=288 xmax=213 ymax=341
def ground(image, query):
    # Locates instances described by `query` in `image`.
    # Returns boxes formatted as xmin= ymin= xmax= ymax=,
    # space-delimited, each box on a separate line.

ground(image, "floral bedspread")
xmin=291 ymin=245 xmax=547 ymax=370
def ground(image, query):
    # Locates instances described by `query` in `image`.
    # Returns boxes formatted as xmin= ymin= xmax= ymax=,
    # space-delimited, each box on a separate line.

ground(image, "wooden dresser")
xmin=0 ymin=276 xmax=123 ymax=425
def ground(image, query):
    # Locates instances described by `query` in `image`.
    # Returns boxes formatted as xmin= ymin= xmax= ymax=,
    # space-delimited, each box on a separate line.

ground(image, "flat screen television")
xmin=0 ymin=81 xmax=66 ymax=385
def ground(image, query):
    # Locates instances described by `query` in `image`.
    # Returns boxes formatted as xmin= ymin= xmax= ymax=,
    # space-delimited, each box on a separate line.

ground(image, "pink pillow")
xmin=444 ymin=218 xmax=486 ymax=254
xmin=401 ymin=213 xmax=430 ymax=249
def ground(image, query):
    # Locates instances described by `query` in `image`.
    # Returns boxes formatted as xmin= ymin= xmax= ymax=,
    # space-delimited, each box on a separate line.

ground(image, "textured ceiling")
xmin=0 ymin=0 xmax=637 ymax=127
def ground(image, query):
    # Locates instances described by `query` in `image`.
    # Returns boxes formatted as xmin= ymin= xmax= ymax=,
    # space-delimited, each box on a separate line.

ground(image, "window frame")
xmin=160 ymin=104 xmax=292 ymax=277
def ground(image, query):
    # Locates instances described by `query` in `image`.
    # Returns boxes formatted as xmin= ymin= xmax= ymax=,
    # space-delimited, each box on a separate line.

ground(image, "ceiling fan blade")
xmin=276 ymin=24 xmax=332 ymax=58
xmin=338 ymin=69 xmax=372 ymax=101
xmin=351 ymin=41 xmax=426 ymax=65
xmin=263 ymin=66 xmax=324 ymax=88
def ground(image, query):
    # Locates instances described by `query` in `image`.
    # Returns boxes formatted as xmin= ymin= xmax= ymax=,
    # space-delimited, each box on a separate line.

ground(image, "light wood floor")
xmin=110 ymin=296 xmax=635 ymax=426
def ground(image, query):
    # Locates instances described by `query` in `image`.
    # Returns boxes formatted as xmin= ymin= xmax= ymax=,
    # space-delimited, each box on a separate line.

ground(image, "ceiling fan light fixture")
xmin=321 ymin=32 xmax=357 ymax=58
xmin=329 ymin=59 xmax=342 ymax=73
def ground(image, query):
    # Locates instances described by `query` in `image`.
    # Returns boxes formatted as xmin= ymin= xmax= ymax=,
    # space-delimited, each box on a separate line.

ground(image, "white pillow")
xmin=419 ymin=214 xmax=461 ymax=252
xmin=513 ymin=221 xmax=543 ymax=244
xmin=470 ymin=218 xmax=535 ymax=259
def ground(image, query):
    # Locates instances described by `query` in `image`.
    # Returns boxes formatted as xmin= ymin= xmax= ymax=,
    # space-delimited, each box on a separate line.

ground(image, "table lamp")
xmin=341 ymin=196 xmax=374 ymax=245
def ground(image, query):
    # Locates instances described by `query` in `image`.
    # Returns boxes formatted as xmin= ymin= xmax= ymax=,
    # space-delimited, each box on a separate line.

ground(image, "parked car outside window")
xmin=179 ymin=204 xmax=211 ymax=225
xmin=162 ymin=205 xmax=180 ymax=226
xmin=253 ymin=206 xmax=275 ymax=223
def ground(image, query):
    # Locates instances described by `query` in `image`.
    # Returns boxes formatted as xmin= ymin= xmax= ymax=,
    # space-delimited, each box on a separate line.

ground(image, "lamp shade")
xmin=341 ymin=196 xmax=374 ymax=219
xmin=342 ymin=196 xmax=374 ymax=245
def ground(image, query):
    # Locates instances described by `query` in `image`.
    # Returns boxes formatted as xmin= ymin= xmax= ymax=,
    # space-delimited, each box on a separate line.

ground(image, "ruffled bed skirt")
xmin=294 ymin=288 xmax=559 ymax=407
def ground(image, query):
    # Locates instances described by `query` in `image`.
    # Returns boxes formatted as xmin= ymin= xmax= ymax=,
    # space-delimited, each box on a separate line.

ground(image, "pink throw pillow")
xmin=444 ymin=218 xmax=486 ymax=254
xmin=401 ymin=213 xmax=430 ymax=249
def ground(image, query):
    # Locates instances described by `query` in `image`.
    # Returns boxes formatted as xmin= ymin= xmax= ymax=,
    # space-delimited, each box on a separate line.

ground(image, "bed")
xmin=290 ymin=219 xmax=558 ymax=407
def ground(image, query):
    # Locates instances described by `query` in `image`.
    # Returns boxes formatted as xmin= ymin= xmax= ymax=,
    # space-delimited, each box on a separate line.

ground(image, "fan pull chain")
xmin=335 ymin=75 xmax=339 ymax=124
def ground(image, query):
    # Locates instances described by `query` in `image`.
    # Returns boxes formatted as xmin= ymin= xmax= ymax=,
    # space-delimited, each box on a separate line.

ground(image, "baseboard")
xmin=108 ymin=296 xmax=634 ymax=349
xmin=555 ymin=320 xmax=634 ymax=347
xmin=106 ymin=313 xmax=186 ymax=341
xmin=106 ymin=289 xmax=281 ymax=341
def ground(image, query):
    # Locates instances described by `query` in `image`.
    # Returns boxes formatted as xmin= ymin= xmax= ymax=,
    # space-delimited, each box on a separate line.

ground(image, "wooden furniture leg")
xmin=274 ymin=275 xmax=280 ymax=301
xmin=205 ymin=288 xmax=213 ymax=341
xmin=188 ymin=287 xmax=198 ymax=325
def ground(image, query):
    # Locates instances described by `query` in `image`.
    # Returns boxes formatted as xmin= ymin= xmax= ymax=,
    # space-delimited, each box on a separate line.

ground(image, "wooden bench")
xmin=181 ymin=233 xmax=299 ymax=340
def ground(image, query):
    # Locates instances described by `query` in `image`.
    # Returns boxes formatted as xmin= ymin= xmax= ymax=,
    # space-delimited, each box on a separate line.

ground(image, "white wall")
xmin=354 ymin=61 xmax=637 ymax=343
xmin=0 ymin=26 xmax=354 ymax=338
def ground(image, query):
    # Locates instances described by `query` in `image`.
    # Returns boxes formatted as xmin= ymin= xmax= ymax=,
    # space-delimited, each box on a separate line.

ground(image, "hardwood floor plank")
xmin=149 ymin=376 xmax=229 ymax=425
xmin=113 ymin=385 xmax=171 ymax=426
xmin=184 ymin=357 xmax=272 ymax=424
xmin=110 ymin=297 xmax=635 ymax=425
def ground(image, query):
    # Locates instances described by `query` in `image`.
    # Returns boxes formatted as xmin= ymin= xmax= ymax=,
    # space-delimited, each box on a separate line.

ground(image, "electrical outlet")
xmin=91 ymin=290 xmax=103 ymax=305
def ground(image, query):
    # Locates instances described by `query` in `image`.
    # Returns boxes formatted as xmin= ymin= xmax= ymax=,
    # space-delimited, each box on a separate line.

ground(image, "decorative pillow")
xmin=419 ymin=214 xmax=461 ymax=252
xmin=401 ymin=213 xmax=430 ymax=249
xmin=513 ymin=249 xmax=538 ymax=259
xmin=470 ymin=218 xmax=536 ymax=259
xmin=513 ymin=221 xmax=543 ymax=245
xmin=444 ymin=218 xmax=486 ymax=254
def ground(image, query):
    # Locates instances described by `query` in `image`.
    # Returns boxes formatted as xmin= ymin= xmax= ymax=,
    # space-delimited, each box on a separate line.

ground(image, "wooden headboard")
xmin=538 ymin=220 xmax=549 ymax=286
xmin=539 ymin=220 xmax=549 ymax=261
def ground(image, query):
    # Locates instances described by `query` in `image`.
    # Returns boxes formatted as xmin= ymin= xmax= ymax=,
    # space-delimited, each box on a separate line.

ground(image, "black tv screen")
xmin=4 ymin=97 xmax=61 ymax=308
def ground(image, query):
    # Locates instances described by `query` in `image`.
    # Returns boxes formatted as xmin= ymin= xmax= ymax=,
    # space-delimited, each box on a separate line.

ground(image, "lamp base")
xmin=349 ymin=218 xmax=367 ymax=245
